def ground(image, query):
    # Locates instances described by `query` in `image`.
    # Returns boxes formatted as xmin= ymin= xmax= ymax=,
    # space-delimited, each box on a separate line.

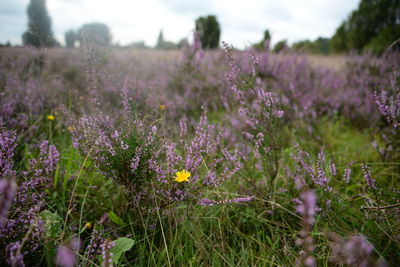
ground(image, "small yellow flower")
xmin=175 ymin=170 xmax=191 ymax=182
xmin=159 ymin=105 xmax=166 ymax=111
xmin=67 ymin=126 xmax=75 ymax=132
xmin=85 ymin=222 xmax=92 ymax=229
xmin=47 ymin=115 xmax=55 ymax=121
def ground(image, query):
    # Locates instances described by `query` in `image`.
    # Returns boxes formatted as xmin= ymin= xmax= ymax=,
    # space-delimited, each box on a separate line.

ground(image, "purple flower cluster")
xmin=0 ymin=128 xmax=17 ymax=177
xmin=100 ymin=240 xmax=115 ymax=267
xmin=56 ymin=238 xmax=80 ymax=267
xmin=1 ymin=139 xmax=60 ymax=263
xmin=292 ymin=146 xmax=334 ymax=191
xmin=0 ymin=128 xmax=17 ymax=225
xmin=374 ymin=70 xmax=400 ymax=128
xmin=361 ymin=163 xmax=377 ymax=190
xmin=329 ymin=234 xmax=380 ymax=266
xmin=296 ymin=190 xmax=318 ymax=267
xmin=0 ymin=177 xmax=17 ymax=226
xmin=6 ymin=241 xmax=25 ymax=267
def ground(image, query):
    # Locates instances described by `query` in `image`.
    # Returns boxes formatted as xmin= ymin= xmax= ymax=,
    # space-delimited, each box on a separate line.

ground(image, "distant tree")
xmin=292 ymin=37 xmax=330 ymax=54
xmin=127 ymin=41 xmax=149 ymax=49
xmin=65 ymin=30 xmax=77 ymax=48
xmin=331 ymin=0 xmax=400 ymax=54
xmin=178 ymin=38 xmax=189 ymax=49
xmin=195 ymin=15 xmax=221 ymax=49
xmin=22 ymin=0 xmax=57 ymax=47
xmin=331 ymin=23 xmax=349 ymax=53
xmin=254 ymin=29 xmax=271 ymax=50
xmin=156 ymin=30 xmax=164 ymax=49
xmin=273 ymin=40 xmax=288 ymax=53
xmin=0 ymin=41 xmax=12 ymax=47
xmin=155 ymin=30 xmax=178 ymax=50
xmin=78 ymin=23 xmax=112 ymax=46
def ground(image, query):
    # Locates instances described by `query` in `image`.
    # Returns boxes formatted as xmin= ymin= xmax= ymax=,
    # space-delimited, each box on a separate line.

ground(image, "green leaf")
xmin=39 ymin=210 xmax=62 ymax=240
xmin=108 ymin=211 xmax=126 ymax=226
xmin=110 ymin=237 xmax=135 ymax=264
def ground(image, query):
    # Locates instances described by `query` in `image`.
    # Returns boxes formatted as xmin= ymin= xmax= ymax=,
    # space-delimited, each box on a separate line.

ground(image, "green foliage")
xmin=65 ymin=30 xmax=77 ymax=48
xmin=22 ymin=0 xmax=57 ymax=47
xmin=195 ymin=15 xmax=221 ymax=49
xmin=126 ymin=41 xmax=149 ymax=49
xmin=292 ymin=37 xmax=330 ymax=54
xmin=273 ymin=39 xmax=288 ymax=53
xmin=40 ymin=210 xmax=62 ymax=240
xmin=156 ymin=30 xmax=164 ymax=48
xmin=331 ymin=0 xmax=400 ymax=54
xmin=110 ymin=237 xmax=135 ymax=264
xmin=331 ymin=23 xmax=349 ymax=53
xmin=39 ymin=210 xmax=62 ymax=265
xmin=78 ymin=23 xmax=112 ymax=46
xmin=108 ymin=211 xmax=126 ymax=226
xmin=155 ymin=30 xmax=178 ymax=50
xmin=253 ymin=30 xmax=271 ymax=51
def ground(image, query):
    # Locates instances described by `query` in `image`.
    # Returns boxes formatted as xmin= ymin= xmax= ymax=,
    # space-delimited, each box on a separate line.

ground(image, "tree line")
xmin=18 ymin=0 xmax=400 ymax=54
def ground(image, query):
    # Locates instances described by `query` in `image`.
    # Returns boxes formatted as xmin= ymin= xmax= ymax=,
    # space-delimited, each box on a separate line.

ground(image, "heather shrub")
xmin=223 ymin=43 xmax=288 ymax=194
xmin=70 ymin=83 xmax=242 ymax=219
xmin=0 ymin=138 xmax=60 ymax=264
xmin=374 ymin=68 xmax=400 ymax=163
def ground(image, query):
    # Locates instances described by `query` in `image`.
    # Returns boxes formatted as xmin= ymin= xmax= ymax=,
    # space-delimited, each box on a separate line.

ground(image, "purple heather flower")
xmin=329 ymin=158 xmax=336 ymax=176
xmin=297 ymin=191 xmax=317 ymax=225
xmin=198 ymin=198 xmax=215 ymax=206
xmin=56 ymin=238 xmax=80 ymax=267
xmin=296 ymin=190 xmax=318 ymax=267
xmin=343 ymin=167 xmax=351 ymax=184
xmin=100 ymin=240 xmax=115 ymax=267
xmin=130 ymin=147 xmax=142 ymax=172
xmin=7 ymin=241 xmax=25 ymax=267
xmin=39 ymin=140 xmax=60 ymax=175
xmin=0 ymin=128 xmax=17 ymax=177
xmin=0 ymin=176 xmax=17 ymax=225
xmin=329 ymin=234 xmax=378 ymax=266
xmin=361 ymin=164 xmax=377 ymax=189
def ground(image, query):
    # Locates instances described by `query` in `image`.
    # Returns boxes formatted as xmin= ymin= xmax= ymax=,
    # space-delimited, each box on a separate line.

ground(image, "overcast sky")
xmin=0 ymin=0 xmax=359 ymax=48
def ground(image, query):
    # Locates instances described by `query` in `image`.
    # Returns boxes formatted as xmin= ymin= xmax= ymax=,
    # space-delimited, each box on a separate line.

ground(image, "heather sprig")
xmin=0 ymin=128 xmax=17 ymax=225
xmin=0 ymin=128 xmax=17 ymax=178
xmin=292 ymin=146 xmax=334 ymax=191
xmin=295 ymin=190 xmax=318 ymax=267
xmin=0 ymin=176 xmax=17 ymax=226
xmin=361 ymin=163 xmax=377 ymax=190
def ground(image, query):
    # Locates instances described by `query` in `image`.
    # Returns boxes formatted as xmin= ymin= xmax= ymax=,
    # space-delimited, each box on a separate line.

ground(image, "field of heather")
xmin=0 ymin=44 xmax=399 ymax=266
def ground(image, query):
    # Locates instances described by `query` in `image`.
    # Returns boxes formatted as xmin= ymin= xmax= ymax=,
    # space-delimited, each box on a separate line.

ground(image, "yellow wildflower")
xmin=159 ymin=105 xmax=166 ymax=111
xmin=85 ymin=222 xmax=92 ymax=229
xmin=67 ymin=126 xmax=75 ymax=132
xmin=175 ymin=170 xmax=191 ymax=182
xmin=47 ymin=115 xmax=55 ymax=121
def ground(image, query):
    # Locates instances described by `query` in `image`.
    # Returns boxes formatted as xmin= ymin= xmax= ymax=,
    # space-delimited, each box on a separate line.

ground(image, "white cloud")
xmin=0 ymin=0 xmax=359 ymax=48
